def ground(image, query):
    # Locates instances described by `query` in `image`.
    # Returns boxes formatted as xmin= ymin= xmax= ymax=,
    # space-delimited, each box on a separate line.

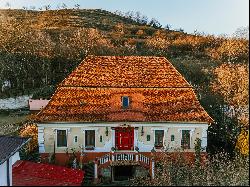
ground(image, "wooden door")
xmin=115 ymin=127 xmax=134 ymax=150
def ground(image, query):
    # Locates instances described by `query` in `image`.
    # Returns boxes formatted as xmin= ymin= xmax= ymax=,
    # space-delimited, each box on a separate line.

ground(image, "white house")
xmin=0 ymin=136 xmax=30 ymax=186
xmin=35 ymin=56 xmax=213 ymax=181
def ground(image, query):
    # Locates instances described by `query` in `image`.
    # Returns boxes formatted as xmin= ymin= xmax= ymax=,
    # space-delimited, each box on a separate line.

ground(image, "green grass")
xmin=0 ymin=112 xmax=28 ymax=135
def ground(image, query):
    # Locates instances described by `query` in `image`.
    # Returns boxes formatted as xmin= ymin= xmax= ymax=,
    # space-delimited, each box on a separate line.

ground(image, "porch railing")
xmin=139 ymin=154 xmax=150 ymax=165
xmin=98 ymin=152 xmax=150 ymax=165
xmin=95 ymin=151 xmax=154 ymax=181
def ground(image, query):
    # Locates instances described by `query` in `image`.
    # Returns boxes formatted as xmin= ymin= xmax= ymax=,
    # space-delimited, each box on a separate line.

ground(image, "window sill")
xmin=85 ymin=146 xmax=95 ymax=150
xmin=181 ymin=147 xmax=191 ymax=150
xmin=121 ymin=107 xmax=131 ymax=110
xmin=154 ymin=146 xmax=163 ymax=149
xmin=56 ymin=146 xmax=67 ymax=148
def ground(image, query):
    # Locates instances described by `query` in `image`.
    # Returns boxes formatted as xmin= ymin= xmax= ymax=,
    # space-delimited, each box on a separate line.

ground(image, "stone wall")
xmin=0 ymin=95 xmax=32 ymax=109
xmin=134 ymin=166 xmax=149 ymax=178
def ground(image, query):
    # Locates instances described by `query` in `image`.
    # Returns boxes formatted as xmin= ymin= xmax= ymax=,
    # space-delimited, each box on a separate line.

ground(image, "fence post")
xmin=79 ymin=145 xmax=84 ymax=169
xmin=150 ymin=158 xmax=155 ymax=180
xmin=94 ymin=160 xmax=98 ymax=183
xmin=135 ymin=153 xmax=139 ymax=162
xmin=79 ymin=155 xmax=83 ymax=169
xmin=111 ymin=151 xmax=115 ymax=161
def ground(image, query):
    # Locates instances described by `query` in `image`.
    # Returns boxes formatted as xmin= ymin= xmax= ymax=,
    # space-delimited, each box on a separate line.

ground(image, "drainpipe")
xmin=6 ymin=159 xmax=10 ymax=186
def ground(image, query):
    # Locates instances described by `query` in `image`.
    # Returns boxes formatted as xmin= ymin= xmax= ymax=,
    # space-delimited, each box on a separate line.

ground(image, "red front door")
xmin=115 ymin=127 xmax=134 ymax=150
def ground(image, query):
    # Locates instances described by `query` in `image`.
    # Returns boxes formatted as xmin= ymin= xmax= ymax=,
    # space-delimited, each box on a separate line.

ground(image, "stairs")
xmin=96 ymin=152 xmax=154 ymax=182
xmin=82 ymin=152 xmax=154 ymax=185
xmin=82 ymin=162 xmax=95 ymax=186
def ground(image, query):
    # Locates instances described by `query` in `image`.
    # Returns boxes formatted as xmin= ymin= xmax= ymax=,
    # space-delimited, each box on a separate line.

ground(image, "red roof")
xmin=36 ymin=56 xmax=213 ymax=123
xmin=60 ymin=56 xmax=191 ymax=88
xmin=12 ymin=160 xmax=84 ymax=186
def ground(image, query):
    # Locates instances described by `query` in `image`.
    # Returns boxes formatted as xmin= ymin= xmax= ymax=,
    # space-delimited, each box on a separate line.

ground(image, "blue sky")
xmin=0 ymin=0 xmax=249 ymax=36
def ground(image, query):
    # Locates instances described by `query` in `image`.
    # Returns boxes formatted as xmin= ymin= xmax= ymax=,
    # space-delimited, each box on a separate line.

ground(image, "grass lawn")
xmin=0 ymin=112 xmax=29 ymax=135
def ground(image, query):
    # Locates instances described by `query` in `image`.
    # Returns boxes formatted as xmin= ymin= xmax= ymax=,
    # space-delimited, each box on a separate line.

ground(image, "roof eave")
xmin=37 ymin=120 xmax=210 ymax=124
xmin=0 ymin=138 xmax=31 ymax=165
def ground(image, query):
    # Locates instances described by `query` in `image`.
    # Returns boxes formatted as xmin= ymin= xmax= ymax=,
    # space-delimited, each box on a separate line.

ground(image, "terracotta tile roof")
xmin=60 ymin=56 xmax=191 ymax=88
xmin=36 ymin=56 xmax=213 ymax=123
xmin=12 ymin=160 xmax=84 ymax=186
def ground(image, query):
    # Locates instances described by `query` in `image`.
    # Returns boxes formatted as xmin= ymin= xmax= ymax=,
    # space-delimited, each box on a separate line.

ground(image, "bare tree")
xmin=164 ymin=24 xmax=172 ymax=30
xmin=149 ymin=18 xmax=162 ymax=28
xmin=30 ymin=6 xmax=36 ymax=10
xmin=61 ymin=3 xmax=67 ymax=9
xmin=233 ymin=26 xmax=249 ymax=40
xmin=5 ymin=2 xmax=11 ymax=9
xmin=74 ymin=4 xmax=80 ymax=9
xmin=44 ymin=4 xmax=51 ymax=11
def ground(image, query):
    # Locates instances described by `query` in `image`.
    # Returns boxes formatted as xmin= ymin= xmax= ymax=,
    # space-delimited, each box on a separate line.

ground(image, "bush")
xmin=19 ymin=123 xmax=38 ymax=153
xmin=130 ymin=152 xmax=249 ymax=186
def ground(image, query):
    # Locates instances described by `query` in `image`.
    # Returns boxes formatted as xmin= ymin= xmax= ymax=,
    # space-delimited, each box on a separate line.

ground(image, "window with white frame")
xmin=181 ymin=130 xmax=190 ymax=149
xmin=154 ymin=130 xmax=164 ymax=148
xmin=85 ymin=130 xmax=95 ymax=148
xmin=122 ymin=96 xmax=129 ymax=109
xmin=74 ymin=136 xmax=78 ymax=143
xmin=57 ymin=130 xmax=67 ymax=147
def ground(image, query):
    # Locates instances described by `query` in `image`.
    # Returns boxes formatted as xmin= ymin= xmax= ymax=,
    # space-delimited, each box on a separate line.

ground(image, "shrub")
xmin=236 ymin=129 xmax=249 ymax=156
xmin=130 ymin=152 xmax=249 ymax=186
xmin=19 ymin=123 xmax=38 ymax=153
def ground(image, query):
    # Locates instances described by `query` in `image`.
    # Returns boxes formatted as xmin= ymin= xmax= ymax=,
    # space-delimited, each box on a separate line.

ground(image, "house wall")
xmin=38 ymin=123 xmax=208 ymax=155
xmin=11 ymin=152 xmax=20 ymax=166
xmin=0 ymin=161 xmax=8 ymax=186
xmin=28 ymin=99 xmax=50 ymax=111
xmin=0 ymin=154 xmax=16 ymax=186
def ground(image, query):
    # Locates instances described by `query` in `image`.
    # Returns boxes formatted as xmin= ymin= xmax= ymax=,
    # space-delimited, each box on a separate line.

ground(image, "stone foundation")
xmin=134 ymin=166 xmax=149 ymax=178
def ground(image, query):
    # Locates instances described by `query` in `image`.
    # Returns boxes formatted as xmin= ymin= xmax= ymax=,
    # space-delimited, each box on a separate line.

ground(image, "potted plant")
xmin=135 ymin=146 xmax=139 ymax=152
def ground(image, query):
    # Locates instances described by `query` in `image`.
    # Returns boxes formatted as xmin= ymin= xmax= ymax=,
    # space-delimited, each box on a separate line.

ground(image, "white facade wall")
xmin=38 ymin=123 xmax=209 ymax=154
xmin=0 ymin=161 xmax=8 ymax=186
xmin=11 ymin=152 xmax=20 ymax=166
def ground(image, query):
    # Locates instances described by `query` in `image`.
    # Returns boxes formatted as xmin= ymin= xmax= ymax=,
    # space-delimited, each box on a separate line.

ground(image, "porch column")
xmin=201 ymin=127 xmax=208 ymax=150
xmin=82 ymin=130 xmax=85 ymax=151
xmin=79 ymin=145 xmax=84 ymax=169
xmin=111 ymin=127 xmax=115 ymax=149
xmin=163 ymin=128 xmax=169 ymax=149
xmin=94 ymin=160 xmax=98 ymax=180
xmin=134 ymin=127 xmax=139 ymax=150
xmin=150 ymin=158 xmax=155 ymax=180
xmin=38 ymin=127 xmax=45 ymax=153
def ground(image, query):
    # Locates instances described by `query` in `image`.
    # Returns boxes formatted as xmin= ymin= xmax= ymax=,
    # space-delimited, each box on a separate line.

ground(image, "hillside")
xmin=0 ymin=8 xmax=248 ymax=99
xmin=0 ymin=9 xmax=144 ymax=30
